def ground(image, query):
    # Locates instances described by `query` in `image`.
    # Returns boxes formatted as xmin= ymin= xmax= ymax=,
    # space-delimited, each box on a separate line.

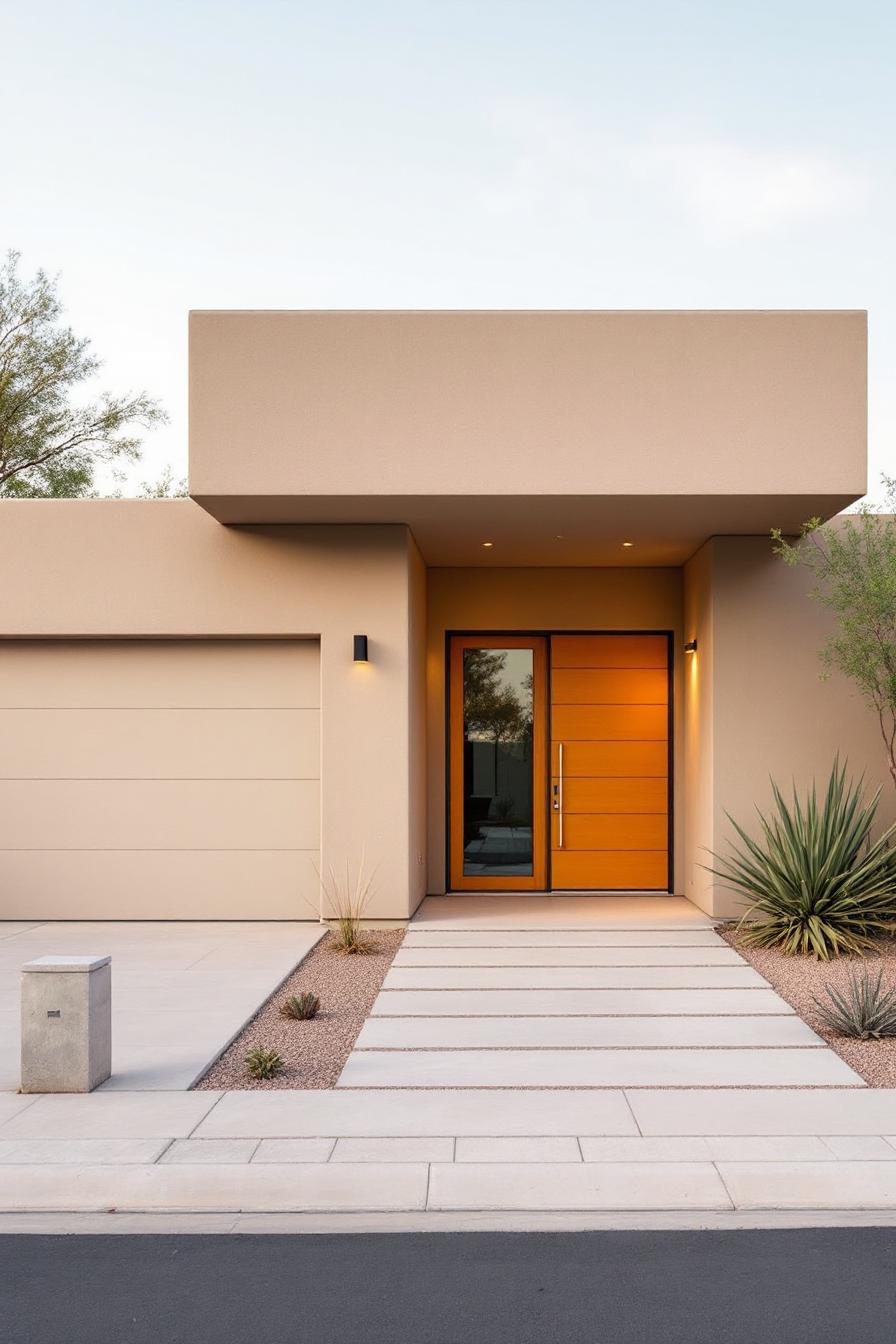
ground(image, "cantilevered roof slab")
xmin=189 ymin=310 xmax=866 ymax=565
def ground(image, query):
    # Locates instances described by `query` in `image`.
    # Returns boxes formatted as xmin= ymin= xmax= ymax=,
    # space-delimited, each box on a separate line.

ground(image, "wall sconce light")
xmin=684 ymin=639 xmax=698 ymax=654
xmin=353 ymin=635 xmax=369 ymax=663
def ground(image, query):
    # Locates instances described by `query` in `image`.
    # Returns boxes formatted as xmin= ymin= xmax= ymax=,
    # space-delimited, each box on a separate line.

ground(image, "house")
xmin=0 ymin=310 xmax=882 ymax=922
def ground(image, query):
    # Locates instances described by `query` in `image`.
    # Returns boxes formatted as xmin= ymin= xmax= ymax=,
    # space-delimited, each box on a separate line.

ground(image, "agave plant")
xmin=708 ymin=760 xmax=896 ymax=959
xmin=279 ymin=992 xmax=320 ymax=1021
xmin=813 ymin=968 xmax=896 ymax=1039
xmin=245 ymin=1046 xmax=284 ymax=1081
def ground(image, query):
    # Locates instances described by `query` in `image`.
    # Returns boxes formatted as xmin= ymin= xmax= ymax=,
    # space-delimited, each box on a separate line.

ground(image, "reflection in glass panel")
xmin=462 ymin=647 xmax=534 ymax=876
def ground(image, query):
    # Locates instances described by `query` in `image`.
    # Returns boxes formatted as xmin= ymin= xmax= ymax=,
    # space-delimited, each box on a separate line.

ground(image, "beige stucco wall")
xmin=0 ymin=502 xmax=423 ymax=920
xmin=191 ymin=310 xmax=866 ymax=503
xmin=683 ymin=534 xmax=896 ymax=917
xmin=425 ymin=566 xmax=684 ymax=894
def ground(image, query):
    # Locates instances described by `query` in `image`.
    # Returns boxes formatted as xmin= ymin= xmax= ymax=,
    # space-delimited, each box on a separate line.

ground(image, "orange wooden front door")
xmin=550 ymin=635 xmax=670 ymax=890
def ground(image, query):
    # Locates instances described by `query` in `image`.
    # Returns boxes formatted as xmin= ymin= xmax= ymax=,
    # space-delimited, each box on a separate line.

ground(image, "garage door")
xmin=0 ymin=640 xmax=320 ymax=919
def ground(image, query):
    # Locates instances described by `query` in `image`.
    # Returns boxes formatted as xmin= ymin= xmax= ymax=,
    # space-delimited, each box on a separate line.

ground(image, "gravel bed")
xmin=720 ymin=925 xmax=896 ymax=1087
xmin=196 ymin=928 xmax=404 ymax=1090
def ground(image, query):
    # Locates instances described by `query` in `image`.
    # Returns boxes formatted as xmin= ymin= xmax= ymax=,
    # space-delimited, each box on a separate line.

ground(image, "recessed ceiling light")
xmin=482 ymin=541 xmax=494 ymax=548
xmin=555 ymin=534 xmax=565 ymax=540
xmin=622 ymin=540 xmax=634 ymax=548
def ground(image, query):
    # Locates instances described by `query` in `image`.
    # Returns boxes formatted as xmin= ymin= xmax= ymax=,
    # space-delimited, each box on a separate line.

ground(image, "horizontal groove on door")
xmin=552 ymin=704 xmax=668 ymax=742
xmin=551 ymin=668 xmax=668 ymax=706
xmin=562 ymin=777 xmax=668 ymax=814
xmin=558 ymin=813 xmax=668 ymax=851
xmin=561 ymin=741 xmax=668 ymax=777
xmin=551 ymin=635 xmax=668 ymax=669
xmin=551 ymin=850 xmax=669 ymax=890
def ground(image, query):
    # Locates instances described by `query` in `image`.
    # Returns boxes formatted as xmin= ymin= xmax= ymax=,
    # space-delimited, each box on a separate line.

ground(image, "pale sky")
xmin=4 ymin=0 xmax=894 ymax=497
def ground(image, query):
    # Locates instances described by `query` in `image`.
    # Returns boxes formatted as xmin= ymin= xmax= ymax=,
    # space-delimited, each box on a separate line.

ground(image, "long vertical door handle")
xmin=552 ymin=742 xmax=564 ymax=848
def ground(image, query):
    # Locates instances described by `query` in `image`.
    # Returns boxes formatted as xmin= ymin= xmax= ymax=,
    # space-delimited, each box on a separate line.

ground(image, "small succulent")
xmin=280 ymin=992 xmax=320 ymax=1021
xmin=245 ymin=1046 xmax=284 ymax=1080
xmin=813 ymin=968 xmax=896 ymax=1040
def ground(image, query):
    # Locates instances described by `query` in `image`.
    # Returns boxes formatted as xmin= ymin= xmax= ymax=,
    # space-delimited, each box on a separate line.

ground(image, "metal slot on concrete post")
xmin=21 ymin=956 xmax=111 ymax=1093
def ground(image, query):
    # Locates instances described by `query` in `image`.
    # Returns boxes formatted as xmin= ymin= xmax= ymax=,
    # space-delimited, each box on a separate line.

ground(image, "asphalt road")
xmin=6 ymin=1228 xmax=896 ymax=1343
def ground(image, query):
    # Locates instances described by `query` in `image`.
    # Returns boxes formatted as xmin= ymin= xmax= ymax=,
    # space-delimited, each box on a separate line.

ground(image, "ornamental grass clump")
xmin=813 ymin=968 xmax=896 ymax=1040
xmin=320 ymin=859 xmax=375 ymax=955
xmin=245 ymin=1046 xmax=283 ymax=1081
xmin=279 ymin=992 xmax=320 ymax=1021
xmin=708 ymin=760 xmax=896 ymax=959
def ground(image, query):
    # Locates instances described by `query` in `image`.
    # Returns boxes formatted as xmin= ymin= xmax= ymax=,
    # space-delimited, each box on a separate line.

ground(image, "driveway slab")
xmin=0 ymin=921 xmax=325 ymax=1091
xmin=337 ymin=1048 xmax=862 ymax=1089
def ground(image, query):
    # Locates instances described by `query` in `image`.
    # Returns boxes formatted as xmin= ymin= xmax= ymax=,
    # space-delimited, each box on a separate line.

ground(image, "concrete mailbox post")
xmin=21 ymin=956 xmax=111 ymax=1093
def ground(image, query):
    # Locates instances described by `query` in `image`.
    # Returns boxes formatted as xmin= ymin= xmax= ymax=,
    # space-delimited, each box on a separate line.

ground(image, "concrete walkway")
xmin=337 ymin=896 xmax=862 ymax=1090
xmin=0 ymin=922 xmax=324 ymax=1091
xmin=2 ymin=898 xmax=895 ymax=1222
xmin=3 ymin=1087 xmax=896 ymax=1217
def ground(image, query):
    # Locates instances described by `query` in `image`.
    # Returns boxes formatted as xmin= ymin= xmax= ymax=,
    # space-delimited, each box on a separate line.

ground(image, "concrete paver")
xmin=401 ymin=930 xmax=725 ymax=947
xmin=371 ymin=988 xmax=792 ymax=1015
xmin=194 ymin=1088 xmax=639 ymax=1138
xmin=454 ymin=1136 xmax=582 ymax=1163
xmin=0 ymin=1138 xmax=168 ymax=1165
xmin=820 ymin=1136 xmax=896 ymax=1160
xmin=382 ymin=965 xmax=766 ymax=989
xmin=337 ymin=1047 xmax=863 ymax=1089
xmin=411 ymin=896 xmax=715 ymax=929
xmin=0 ymin=1091 xmax=222 ymax=1139
xmin=160 ymin=1139 xmax=259 ymax=1165
xmin=252 ymin=1139 xmax=336 ymax=1163
xmin=717 ymin=1161 xmax=896 ymax=1210
xmin=628 ymin=1088 xmax=896 ymax=1136
xmin=330 ymin=1137 xmax=455 ymax=1163
xmin=392 ymin=945 xmax=745 ymax=966
xmin=427 ymin=1161 xmax=732 ymax=1211
xmin=355 ymin=1014 xmax=820 ymax=1049
xmin=0 ymin=1162 xmax=430 ymax=1213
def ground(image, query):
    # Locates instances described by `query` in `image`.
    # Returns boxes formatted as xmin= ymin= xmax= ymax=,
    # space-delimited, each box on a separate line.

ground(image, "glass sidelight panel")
xmin=449 ymin=636 xmax=547 ymax=891
xmin=462 ymin=647 xmax=535 ymax=876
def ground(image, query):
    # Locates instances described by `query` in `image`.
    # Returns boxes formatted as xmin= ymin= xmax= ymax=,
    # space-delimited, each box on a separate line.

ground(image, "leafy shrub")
xmin=813 ymin=968 xmax=896 ymax=1039
xmin=245 ymin=1046 xmax=284 ymax=1080
xmin=280 ymin=992 xmax=320 ymax=1021
xmin=709 ymin=760 xmax=896 ymax=959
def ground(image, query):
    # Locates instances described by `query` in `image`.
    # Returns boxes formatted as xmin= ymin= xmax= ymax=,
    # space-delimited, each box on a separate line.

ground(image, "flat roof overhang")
xmin=190 ymin=491 xmax=860 ymax=565
xmin=189 ymin=310 xmax=867 ymax=563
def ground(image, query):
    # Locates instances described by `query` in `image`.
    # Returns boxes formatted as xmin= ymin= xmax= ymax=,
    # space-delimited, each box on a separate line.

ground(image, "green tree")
xmin=0 ymin=251 xmax=166 ymax=497
xmin=773 ymin=479 xmax=896 ymax=789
